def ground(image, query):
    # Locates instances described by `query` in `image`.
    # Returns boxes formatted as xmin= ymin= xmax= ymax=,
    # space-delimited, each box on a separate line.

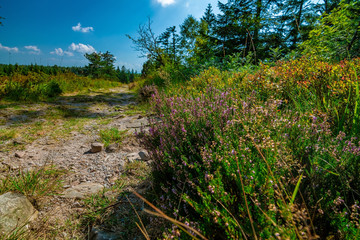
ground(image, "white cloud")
xmin=72 ymin=23 xmax=94 ymax=33
xmin=156 ymin=0 xmax=176 ymax=7
xmin=0 ymin=43 xmax=19 ymax=53
xmin=50 ymin=48 xmax=74 ymax=56
xmin=24 ymin=45 xmax=41 ymax=55
xmin=69 ymin=43 xmax=95 ymax=54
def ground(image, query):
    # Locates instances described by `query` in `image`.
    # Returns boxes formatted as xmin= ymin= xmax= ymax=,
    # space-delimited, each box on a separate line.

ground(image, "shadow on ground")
xmin=80 ymin=176 xmax=167 ymax=240
xmin=0 ymin=91 xmax=138 ymax=126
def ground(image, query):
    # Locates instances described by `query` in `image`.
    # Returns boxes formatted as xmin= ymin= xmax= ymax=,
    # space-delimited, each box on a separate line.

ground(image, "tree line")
xmin=129 ymin=0 xmax=360 ymax=78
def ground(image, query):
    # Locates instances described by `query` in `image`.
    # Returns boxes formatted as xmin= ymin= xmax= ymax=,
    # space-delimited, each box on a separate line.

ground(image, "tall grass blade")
xmin=290 ymin=173 xmax=303 ymax=205
xmin=132 ymin=191 xmax=208 ymax=240
xmin=352 ymin=65 xmax=359 ymax=134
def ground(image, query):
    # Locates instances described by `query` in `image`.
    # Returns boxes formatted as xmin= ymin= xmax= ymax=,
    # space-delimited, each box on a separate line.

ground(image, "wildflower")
xmin=208 ymin=185 xmax=215 ymax=194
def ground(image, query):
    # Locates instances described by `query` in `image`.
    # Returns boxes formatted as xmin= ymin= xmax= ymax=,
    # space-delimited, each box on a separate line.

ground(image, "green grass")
xmin=97 ymin=117 xmax=113 ymax=125
xmin=0 ymin=128 xmax=16 ymax=142
xmin=123 ymin=103 xmax=150 ymax=116
xmin=99 ymin=128 xmax=128 ymax=147
xmin=79 ymin=181 xmax=125 ymax=229
xmin=124 ymin=161 xmax=150 ymax=181
xmin=0 ymin=166 xmax=66 ymax=203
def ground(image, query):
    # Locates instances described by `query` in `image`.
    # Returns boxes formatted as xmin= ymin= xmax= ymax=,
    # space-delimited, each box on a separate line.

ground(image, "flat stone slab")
xmin=62 ymin=183 xmax=104 ymax=199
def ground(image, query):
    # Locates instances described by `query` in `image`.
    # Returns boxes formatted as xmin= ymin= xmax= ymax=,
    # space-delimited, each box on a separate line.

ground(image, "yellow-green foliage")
xmin=165 ymin=66 xmax=248 ymax=97
xmin=168 ymin=57 xmax=359 ymax=97
xmin=166 ymin=57 xmax=360 ymax=132
xmin=0 ymin=72 xmax=120 ymax=101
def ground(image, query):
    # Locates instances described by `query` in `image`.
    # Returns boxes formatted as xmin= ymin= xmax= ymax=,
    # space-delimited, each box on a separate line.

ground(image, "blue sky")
xmin=0 ymin=0 xmax=222 ymax=71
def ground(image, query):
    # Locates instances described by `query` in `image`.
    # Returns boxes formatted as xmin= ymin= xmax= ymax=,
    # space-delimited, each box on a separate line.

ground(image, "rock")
xmin=118 ymin=160 xmax=126 ymax=172
xmin=14 ymin=152 xmax=25 ymax=158
xmin=91 ymin=142 xmax=104 ymax=153
xmin=127 ymin=151 xmax=149 ymax=162
xmin=62 ymin=183 xmax=104 ymax=199
xmin=46 ymin=140 xmax=56 ymax=145
xmin=138 ymin=151 xmax=150 ymax=161
xmin=121 ymin=146 xmax=133 ymax=152
xmin=12 ymin=138 xmax=25 ymax=145
xmin=90 ymin=227 xmax=120 ymax=240
xmin=105 ymin=143 xmax=119 ymax=153
xmin=0 ymin=192 xmax=38 ymax=235
xmin=126 ymin=152 xmax=141 ymax=162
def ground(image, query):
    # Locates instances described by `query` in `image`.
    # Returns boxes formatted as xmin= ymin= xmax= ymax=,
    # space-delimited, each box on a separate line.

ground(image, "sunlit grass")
xmin=99 ymin=128 xmax=128 ymax=147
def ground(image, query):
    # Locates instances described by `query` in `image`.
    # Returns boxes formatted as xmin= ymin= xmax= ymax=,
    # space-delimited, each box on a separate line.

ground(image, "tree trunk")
xmin=347 ymin=20 xmax=360 ymax=53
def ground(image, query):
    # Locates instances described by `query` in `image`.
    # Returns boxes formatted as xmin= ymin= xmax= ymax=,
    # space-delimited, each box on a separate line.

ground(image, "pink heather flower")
xmin=181 ymin=126 xmax=187 ymax=133
xmin=208 ymin=185 xmax=215 ymax=194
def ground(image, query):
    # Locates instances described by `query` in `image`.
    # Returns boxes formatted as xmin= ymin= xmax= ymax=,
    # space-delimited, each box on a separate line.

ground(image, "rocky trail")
xmin=0 ymin=86 xmax=159 ymax=239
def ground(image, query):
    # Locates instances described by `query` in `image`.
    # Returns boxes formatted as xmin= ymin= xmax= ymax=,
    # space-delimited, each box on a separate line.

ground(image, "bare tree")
xmin=0 ymin=6 xmax=4 ymax=26
xmin=126 ymin=17 xmax=165 ymax=65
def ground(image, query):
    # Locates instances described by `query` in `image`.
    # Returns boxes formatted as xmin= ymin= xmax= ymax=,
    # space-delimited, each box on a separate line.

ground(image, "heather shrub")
xmin=141 ymin=87 xmax=360 ymax=239
xmin=166 ymin=57 xmax=360 ymax=134
xmin=138 ymin=85 xmax=158 ymax=102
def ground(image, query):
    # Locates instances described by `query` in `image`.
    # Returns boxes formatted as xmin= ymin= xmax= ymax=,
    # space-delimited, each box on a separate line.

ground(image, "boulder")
xmin=62 ymin=183 xmax=104 ymax=199
xmin=0 ymin=192 xmax=38 ymax=235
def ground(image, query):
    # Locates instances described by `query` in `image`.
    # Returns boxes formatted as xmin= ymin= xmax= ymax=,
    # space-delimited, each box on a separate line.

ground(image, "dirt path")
xmin=0 ymin=86 xmax=156 ymax=239
xmin=1 ymin=87 xmax=149 ymax=184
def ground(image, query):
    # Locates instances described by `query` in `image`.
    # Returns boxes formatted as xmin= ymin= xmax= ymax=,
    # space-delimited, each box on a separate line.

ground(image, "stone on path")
xmin=138 ymin=151 xmax=149 ymax=161
xmin=126 ymin=152 xmax=141 ymax=162
xmin=14 ymin=151 xmax=25 ymax=158
xmin=105 ymin=143 xmax=119 ymax=153
xmin=127 ymin=151 xmax=150 ymax=162
xmin=0 ymin=192 xmax=38 ymax=235
xmin=62 ymin=183 xmax=104 ymax=199
xmin=91 ymin=142 xmax=104 ymax=153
